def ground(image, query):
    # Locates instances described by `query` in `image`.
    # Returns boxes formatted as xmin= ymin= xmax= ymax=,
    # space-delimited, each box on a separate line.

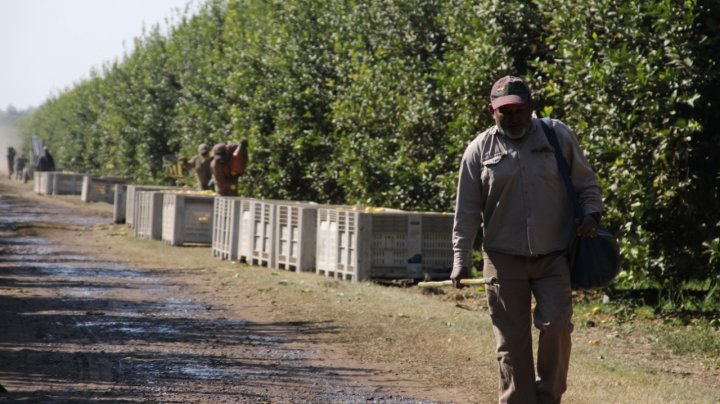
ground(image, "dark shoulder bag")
xmin=539 ymin=119 xmax=621 ymax=289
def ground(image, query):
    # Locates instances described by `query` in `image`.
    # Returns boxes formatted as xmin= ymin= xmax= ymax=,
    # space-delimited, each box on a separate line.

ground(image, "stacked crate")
xmin=274 ymin=202 xmax=320 ymax=272
xmin=212 ymin=196 xmax=245 ymax=260
xmin=133 ymin=190 xmax=164 ymax=240
xmin=237 ymin=199 xmax=276 ymax=268
xmin=81 ymin=176 xmax=127 ymax=203
xmin=236 ymin=198 xmax=256 ymax=264
xmin=34 ymin=171 xmax=54 ymax=195
xmin=162 ymin=192 xmax=215 ymax=246
xmin=417 ymin=214 xmax=455 ymax=279
xmin=112 ymin=184 xmax=127 ymax=224
xmin=125 ymin=185 xmax=178 ymax=228
xmin=52 ymin=172 xmax=86 ymax=195
xmin=315 ymin=208 xmax=453 ymax=282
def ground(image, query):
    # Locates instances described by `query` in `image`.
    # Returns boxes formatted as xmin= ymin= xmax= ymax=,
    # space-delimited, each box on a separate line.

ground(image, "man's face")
xmin=489 ymin=101 xmax=533 ymax=139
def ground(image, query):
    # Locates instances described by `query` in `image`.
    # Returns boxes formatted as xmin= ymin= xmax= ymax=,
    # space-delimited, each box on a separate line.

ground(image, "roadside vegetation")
xmin=13 ymin=0 xmax=720 ymax=359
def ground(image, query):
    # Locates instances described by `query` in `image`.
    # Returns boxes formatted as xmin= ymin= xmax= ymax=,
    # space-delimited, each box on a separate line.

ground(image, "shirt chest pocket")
xmin=481 ymin=153 xmax=512 ymax=184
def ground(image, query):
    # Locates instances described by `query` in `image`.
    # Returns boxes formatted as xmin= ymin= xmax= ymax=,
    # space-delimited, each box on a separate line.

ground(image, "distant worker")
xmin=6 ymin=146 xmax=16 ymax=179
xmin=15 ymin=155 xmax=28 ymax=181
xmin=36 ymin=146 xmax=56 ymax=172
xmin=210 ymin=139 xmax=248 ymax=196
xmin=180 ymin=143 xmax=213 ymax=190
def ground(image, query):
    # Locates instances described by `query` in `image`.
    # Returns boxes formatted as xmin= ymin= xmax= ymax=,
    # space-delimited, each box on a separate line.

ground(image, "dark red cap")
xmin=490 ymin=76 xmax=531 ymax=109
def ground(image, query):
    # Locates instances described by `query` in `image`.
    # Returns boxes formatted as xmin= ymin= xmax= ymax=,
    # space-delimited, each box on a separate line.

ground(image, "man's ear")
xmin=487 ymin=103 xmax=495 ymax=115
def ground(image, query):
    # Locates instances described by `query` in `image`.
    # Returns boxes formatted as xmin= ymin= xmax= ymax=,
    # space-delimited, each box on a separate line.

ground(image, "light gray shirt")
xmin=452 ymin=118 xmax=603 ymax=271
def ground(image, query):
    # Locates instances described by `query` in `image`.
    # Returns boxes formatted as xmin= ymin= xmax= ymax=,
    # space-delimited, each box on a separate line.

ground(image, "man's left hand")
xmin=576 ymin=214 xmax=598 ymax=237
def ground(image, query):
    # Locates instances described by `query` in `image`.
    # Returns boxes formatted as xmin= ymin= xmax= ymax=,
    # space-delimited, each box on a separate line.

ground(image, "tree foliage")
xmin=532 ymin=0 xmax=720 ymax=289
xmin=19 ymin=0 xmax=720 ymax=289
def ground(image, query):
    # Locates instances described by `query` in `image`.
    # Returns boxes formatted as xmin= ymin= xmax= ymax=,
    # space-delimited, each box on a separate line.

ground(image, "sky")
xmin=0 ymin=0 xmax=197 ymax=111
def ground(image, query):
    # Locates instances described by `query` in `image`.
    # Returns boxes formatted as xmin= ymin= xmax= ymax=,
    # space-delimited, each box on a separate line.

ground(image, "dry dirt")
xmin=1 ymin=178 xmax=719 ymax=403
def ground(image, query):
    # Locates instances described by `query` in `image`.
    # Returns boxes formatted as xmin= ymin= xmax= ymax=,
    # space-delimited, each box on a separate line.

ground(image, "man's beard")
xmin=497 ymin=122 xmax=530 ymax=140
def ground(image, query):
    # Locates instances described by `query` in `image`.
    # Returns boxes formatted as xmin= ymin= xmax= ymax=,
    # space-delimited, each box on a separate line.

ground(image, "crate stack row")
xmin=211 ymin=197 xmax=454 ymax=282
xmin=33 ymin=171 xmax=128 ymax=203
xmin=124 ymin=185 xmax=215 ymax=247
xmin=37 ymin=177 xmax=454 ymax=283
xmin=211 ymin=198 xmax=320 ymax=271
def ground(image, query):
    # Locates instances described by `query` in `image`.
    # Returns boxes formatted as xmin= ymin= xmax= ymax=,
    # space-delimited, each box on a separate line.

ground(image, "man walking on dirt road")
xmin=450 ymin=76 xmax=604 ymax=403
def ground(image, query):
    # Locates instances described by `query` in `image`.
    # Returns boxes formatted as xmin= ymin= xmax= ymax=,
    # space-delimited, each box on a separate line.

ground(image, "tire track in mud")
xmin=0 ymin=193 xmax=442 ymax=403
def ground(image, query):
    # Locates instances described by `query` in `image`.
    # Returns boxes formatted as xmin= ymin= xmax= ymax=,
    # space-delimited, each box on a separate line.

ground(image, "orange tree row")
xmin=19 ymin=0 xmax=720 ymax=296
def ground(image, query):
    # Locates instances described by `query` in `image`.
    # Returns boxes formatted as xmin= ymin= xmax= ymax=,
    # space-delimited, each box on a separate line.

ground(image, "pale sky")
xmin=0 ymin=0 xmax=197 ymax=111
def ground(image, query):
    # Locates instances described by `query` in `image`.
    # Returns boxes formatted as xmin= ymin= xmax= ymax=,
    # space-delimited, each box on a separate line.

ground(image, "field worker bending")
xmin=180 ymin=143 xmax=213 ymax=190
xmin=210 ymin=139 xmax=248 ymax=196
xmin=450 ymin=76 xmax=604 ymax=403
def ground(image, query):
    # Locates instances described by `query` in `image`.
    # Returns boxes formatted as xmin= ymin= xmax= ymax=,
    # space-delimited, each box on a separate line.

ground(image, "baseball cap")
xmin=490 ymin=76 xmax=531 ymax=109
xmin=212 ymin=143 xmax=226 ymax=154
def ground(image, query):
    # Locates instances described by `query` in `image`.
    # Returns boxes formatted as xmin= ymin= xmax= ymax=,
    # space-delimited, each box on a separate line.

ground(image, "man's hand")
xmin=450 ymin=266 xmax=469 ymax=289
xmin=575 ymin=214 xmax=598 ymax=237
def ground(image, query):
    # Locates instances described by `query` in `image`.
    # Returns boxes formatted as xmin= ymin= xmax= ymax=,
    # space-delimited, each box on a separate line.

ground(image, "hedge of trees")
xmin=19 ymin=0 xmax=720 ymax=295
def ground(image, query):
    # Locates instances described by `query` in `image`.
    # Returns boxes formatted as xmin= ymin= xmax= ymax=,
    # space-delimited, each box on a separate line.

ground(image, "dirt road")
xmin=0 ymin=184 xmax=453 ymax=403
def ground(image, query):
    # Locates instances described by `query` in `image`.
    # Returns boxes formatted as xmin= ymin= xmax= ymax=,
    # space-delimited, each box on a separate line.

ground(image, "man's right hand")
xmin=450 ymin=266 xmax=469 ymax=289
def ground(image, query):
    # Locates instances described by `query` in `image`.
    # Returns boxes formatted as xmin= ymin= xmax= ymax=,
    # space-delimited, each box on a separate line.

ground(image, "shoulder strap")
xmin=539 ymin=118 xmax=584 ymax=220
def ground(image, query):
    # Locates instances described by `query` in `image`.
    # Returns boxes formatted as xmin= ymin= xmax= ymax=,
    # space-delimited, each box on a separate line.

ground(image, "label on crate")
xmin=184 ymin=203 xmax=213 ymax=242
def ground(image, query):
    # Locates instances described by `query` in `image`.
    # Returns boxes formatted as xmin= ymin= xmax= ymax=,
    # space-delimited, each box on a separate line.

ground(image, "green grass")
xmin=573 ymin=288 xmax=720 ymax=369
xmin=662 ymin=319 xmax=720 ymax=367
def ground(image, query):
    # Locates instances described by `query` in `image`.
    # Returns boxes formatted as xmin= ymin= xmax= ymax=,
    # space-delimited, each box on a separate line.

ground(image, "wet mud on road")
xmin=0 ymin=192 xmax=443 ymax=403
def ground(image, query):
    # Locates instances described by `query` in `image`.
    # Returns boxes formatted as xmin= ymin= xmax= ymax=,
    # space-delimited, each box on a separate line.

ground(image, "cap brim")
xmin=491 ymin=95 xmax=527 ymax=109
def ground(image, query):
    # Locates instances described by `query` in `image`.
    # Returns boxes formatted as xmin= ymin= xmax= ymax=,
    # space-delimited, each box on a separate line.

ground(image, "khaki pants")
xmin=483 ymin=250 xmax=574 ymax=404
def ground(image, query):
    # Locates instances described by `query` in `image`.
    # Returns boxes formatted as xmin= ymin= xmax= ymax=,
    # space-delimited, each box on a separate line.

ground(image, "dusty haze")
xmin=0 ymin=108 xmax=29 ymax=177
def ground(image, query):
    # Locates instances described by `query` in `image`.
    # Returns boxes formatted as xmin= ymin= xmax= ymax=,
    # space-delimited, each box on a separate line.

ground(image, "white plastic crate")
xmin=52 ymin=172 xmax=86 ymax=195
xmin=212 ymin=196 xmax=245 ymax=260
xmin=162 ymin=193 xmax=215 ymax=246
xmin=113 ymin=184 xmax=127 ymax=224
xmin=81 ymin=176 xmax=127 ymax=203
xmin=125 ymin=185 xmax=179 ymax=228
xmin=236 ymin=198 xmax=256 ymax=264
xmin=274 ymin=202 xmax=319 ymax=272
xmin=133 ymin=190 xmax=164 ymax=240
xmin=237 ymin=199 xmax=276 ymax=268
xmin=417 ymin=214 xmax=455 ymax=279
xmin=34 ymin=171 xmax=54 ymax=195
xmin=315 ymin=208 xmax=453 ymax=282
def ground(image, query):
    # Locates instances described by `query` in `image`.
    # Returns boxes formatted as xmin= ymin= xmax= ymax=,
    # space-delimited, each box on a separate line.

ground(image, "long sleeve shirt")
xmin=452 ymin=118 xmax=603 ymax=271
xmin=188 ymin=154 xmax=212 ymax=190
xmin=211 ymin=157 xmax=239 ymax=196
